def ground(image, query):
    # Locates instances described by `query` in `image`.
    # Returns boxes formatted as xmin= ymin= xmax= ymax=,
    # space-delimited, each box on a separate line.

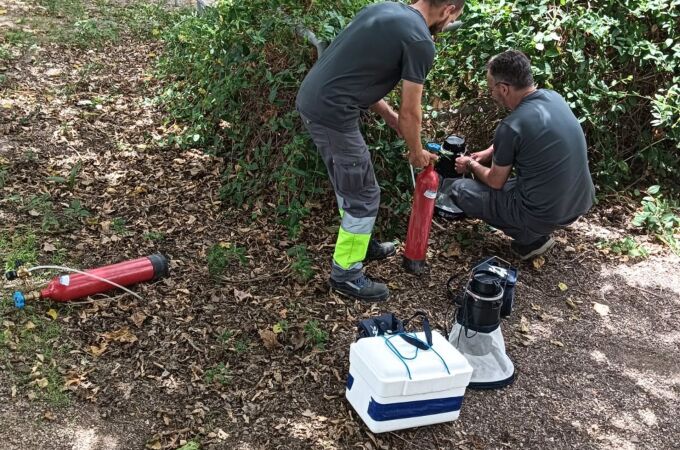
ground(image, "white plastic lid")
xmin=349 ymin=330 xmax=473 ymax=397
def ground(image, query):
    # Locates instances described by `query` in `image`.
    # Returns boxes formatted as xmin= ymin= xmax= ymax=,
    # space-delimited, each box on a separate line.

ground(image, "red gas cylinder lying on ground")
xmin=403 ymin=164 xmax=440 ymax=274
xmin=41 ymin=254 xmax=169 ymax=302
xmin=11 ymin=254 xmax=169 ymax=308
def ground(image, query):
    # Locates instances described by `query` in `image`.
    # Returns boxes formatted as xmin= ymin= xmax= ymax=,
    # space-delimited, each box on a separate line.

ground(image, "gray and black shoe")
xmin=329 ymin=274 xmax=390 ymax=302
xmin=364 ymin=238 xmax=396 ymax=262
xmin=511 ymin=236 xmax=556 ymax=260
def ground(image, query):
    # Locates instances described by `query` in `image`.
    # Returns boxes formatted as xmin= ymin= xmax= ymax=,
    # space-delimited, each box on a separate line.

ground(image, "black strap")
xmin=399 ymin=311 xmax=432 ymax=350
xmin=446 ymin=275 xmax=458 ymax=299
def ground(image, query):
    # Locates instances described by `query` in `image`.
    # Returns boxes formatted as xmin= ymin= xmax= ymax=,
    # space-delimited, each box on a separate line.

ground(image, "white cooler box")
xmin=346 ymin=330 xmax=473 ymax=433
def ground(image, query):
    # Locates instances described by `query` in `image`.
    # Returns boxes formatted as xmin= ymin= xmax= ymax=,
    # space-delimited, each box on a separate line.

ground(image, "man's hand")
xmin=455 ymin=155 xmax=472 ymax=174
xmin=470 ymin=145 xmax=494 ymax=164
xmin=409 ymin=149 xmax=438 ymax=168
xmin=385 ymin=111 xmax=402 ymax=137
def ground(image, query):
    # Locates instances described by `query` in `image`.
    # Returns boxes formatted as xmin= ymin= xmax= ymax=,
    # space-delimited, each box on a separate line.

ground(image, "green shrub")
xmin=632 ymin=185 xmax=680 ymax=251
xmin=157 ymin=0 xmax=680 ymax=235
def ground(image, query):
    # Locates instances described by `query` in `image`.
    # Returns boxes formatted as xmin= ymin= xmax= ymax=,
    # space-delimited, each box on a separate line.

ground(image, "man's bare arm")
xmin=399 ymin=80 xmax=437 ymax=168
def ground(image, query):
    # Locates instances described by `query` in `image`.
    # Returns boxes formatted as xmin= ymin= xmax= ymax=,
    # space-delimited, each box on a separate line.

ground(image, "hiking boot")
xmin=364 ymin=238 xmax=396 ymax=262
xmin=511 ymin=236 xmax=556 ymax=260
xmin=329 ymin=274 xmax=390 ymax=302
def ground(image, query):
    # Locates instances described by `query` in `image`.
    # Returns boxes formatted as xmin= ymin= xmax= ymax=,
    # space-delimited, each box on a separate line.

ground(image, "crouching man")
xmin=451 ymin=50 xmax=595 ymax=260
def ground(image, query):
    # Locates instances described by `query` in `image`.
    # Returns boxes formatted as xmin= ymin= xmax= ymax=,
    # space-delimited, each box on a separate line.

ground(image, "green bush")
xmin=430 ymin=0 xmax=679 ymax=189
xmin=632 ymin=185 xmax=680 ymax=251
xmin=157 ymin=0 xmax=679 ymax=235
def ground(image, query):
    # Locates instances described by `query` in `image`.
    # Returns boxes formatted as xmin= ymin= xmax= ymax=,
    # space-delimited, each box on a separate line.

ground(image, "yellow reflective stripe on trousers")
xmin=333 ymin=226 xmax=371 ymax=270
xmin=333 ymin=211 xmax=375 ymax=269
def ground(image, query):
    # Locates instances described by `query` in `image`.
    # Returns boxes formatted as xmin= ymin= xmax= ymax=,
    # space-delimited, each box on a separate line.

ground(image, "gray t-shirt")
xmin=493 ymin=89 xmax=595 ymax=224
xmin=296 ymin=2 xmax=435 ymax=131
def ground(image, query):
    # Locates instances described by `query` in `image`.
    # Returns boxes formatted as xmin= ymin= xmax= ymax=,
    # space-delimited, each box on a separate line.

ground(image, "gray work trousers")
xmin=450 ymin=178 xmax=565 ymax=245
xmin=300 ymin=114 xmax=380 ymax=282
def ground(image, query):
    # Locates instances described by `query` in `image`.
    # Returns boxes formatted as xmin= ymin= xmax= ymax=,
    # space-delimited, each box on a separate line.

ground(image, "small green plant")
xmin=24 ymin=194 xmax=60 ymax=232
xmin=0 ymin=166 xmax=7 ymax=189
xmin=5 ymin=30 xmax=34 ymax=45
xmin=112 ymin=1 xmax=180 ymax=40
xmin=63 ymin=199 xmax=90 ymax=225
xmin=234 ymin=338 xmax=249 ymax=354
xmin=632 ymin=185 xmax=680 ymax=252
xmin=596 ymin=237 xmax=649 ymax=258
xmin=67 ymin=160 xmax=83 ymax=189
xmin=59 ymin=18 xmax=119 ymax=48
xmin=0 ymin=45 xmax=11 ymax=62
xmin=6 ymin=305 xmax=70 ymax=406
xmin=204 ymin=363 xmax=230 ymax=385
xmin=286 ymin=244 xmax=315 ymax=282
xmin=23 ymin=149 xmax=37 ymax=162
xmin=37 ymin=0 xmax=84 ymax=18
xmin=78 ymin=61 xmax=105 ymax=77
xmin=143 ymin=231 xmax=165 ymax=241
xmin=0 ymin=231 xmax=39 ymax=271
xmin=111 ymin=217 xmax=127 ymax=235
xmin=43 ymin=365 xmax=70 ymax=407
xmin=50 ymin=247 xmax=69 ymax=266
xmin=207 ymin=244 xmax=247 ymax=276
xmin=218 ymin=330 xmax=233 ymax=345
xmin=177 ymin=441 xmax=201 ymax=450
xmin=304 ymin=320 xmax=328 ymax=350
xmin=273 ymin=320 xmax=289 ymax=334
xmin=47 ymin=161 xmax=83 ymax=189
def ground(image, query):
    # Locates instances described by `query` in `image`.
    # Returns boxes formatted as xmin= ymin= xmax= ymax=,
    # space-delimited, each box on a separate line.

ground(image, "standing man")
xmin=451 ymin=50 xmax=595 ymax=260
xmin=296 ymin=0 xmax=464 ymax=302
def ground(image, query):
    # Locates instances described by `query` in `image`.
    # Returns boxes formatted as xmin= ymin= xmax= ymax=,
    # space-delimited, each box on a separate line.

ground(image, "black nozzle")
xmin=403 ymin=256 xmax=428 ymax=275
xmin=148 ymin=254 xmax=170 ymax=280
xmin=5 ymin=260 xmax=24 ymax=281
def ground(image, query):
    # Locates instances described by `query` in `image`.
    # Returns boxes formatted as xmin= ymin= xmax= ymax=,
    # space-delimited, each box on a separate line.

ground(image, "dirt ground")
xmin=1 ymin=1 xmax=679 ymax=449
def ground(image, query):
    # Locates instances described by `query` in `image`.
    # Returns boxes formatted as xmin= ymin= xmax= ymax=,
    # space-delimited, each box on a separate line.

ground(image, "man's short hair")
xmin=487 ymin=50 xmax=534 ymax=89
xmin=426 ymin=0 xmax=465 ymax=9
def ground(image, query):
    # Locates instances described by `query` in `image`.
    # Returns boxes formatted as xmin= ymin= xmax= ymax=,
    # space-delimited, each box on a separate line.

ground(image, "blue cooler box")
xmin=346 ymin=330 xmax=473 ymax=433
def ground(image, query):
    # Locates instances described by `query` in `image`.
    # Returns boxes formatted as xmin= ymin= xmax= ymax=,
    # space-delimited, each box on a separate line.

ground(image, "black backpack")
xmin=357 ymin=311 xmax=433 ymax=350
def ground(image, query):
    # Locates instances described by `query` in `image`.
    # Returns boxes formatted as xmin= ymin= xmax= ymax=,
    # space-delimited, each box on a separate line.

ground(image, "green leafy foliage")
xmin=596 ymin=237 xmax=649 ymax=258
xmin=204 ymin=362 xmax=230 ymax=385
xmin=304 ymin=320 xmax=328 ymax=349
xmin=143 ymin=231 xmax=165 ymax=241
xmin=63 ymin=199 xmax=90 ymax=225
xmin=286 ymin=244 xmax=315 ymax=282
xmin=430 ymin=0 xmax=679 ymax=189
xmin=207 ymin=243 xmax=247 ymax=277
xmin=111 ymin=217 xmax=127 ymax=235
xmin=177 ymin=441 xmax=201 ymax=450
xmin=157 ymin=0 xmax=679 ymax=236
xmin=0 ymin=231 xmax=39 ymax=271
xmin=27 ymin=0 xmax=183 ymax=50
xmin=632 ymin=185 xmax=680 ymax=251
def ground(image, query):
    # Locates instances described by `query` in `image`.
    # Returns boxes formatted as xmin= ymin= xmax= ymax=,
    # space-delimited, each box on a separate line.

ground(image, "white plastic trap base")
xmin=346 ymin=330 xmax=473 ymax=433
xmin=449 ymin=323 xmax=515 ymax=388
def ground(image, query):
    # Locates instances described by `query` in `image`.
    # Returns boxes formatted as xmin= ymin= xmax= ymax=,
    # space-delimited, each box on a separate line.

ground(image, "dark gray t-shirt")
xmin=296 ymin=2 xmax=435 ymax=131
xmin=493 ymin=89 xmax=595 ymax=224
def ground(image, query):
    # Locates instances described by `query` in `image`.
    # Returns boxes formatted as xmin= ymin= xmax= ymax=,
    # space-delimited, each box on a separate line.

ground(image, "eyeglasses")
xmin=489 ymin=80 xmax=511 ymax=92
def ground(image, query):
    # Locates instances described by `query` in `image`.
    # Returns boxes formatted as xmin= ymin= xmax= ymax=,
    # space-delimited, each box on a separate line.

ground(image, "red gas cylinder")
xmin=403 ymin=164 xmax=439 ymax=274
xmin=40 ymin=254 xmax=169 ymax=302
